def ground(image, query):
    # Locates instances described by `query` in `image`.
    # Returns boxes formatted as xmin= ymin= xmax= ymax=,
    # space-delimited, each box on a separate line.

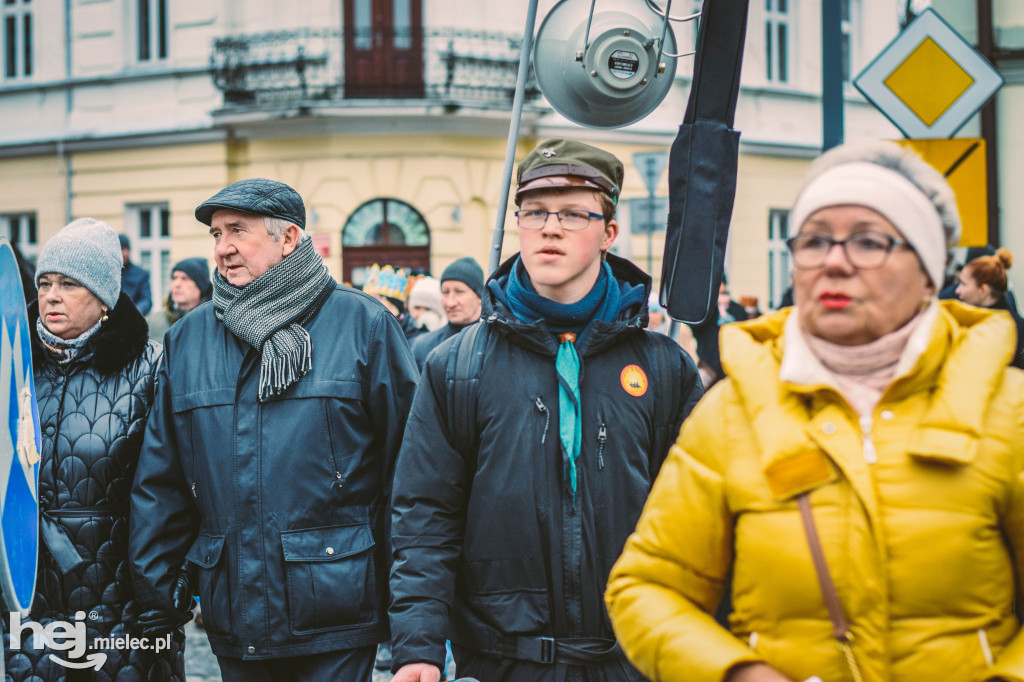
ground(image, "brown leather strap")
xmin=797 ymin=493 xmax=850 ymax=642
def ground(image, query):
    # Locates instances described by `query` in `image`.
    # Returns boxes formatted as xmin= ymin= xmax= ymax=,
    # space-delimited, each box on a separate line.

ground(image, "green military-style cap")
xmin=515 ymin=138 xmax=624 ymax=205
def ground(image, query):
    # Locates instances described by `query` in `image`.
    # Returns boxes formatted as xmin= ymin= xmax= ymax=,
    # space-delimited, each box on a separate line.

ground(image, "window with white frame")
xmin=3 ymin=0 xmax=32 ymax=79
xmin=841 ymin=0 xmax=855 ymax=83
xmin=136 ymin=0 xmax=168 ymax=62
xmin=128 ymin=204 xmax=172 ymax=308
xmin=0 ymin=212 xmax=38 ymax=263
xmin=764 ymin=0 xmax=790 ymax=84
xmin=768 ymin=209 xmax=791 ymax=308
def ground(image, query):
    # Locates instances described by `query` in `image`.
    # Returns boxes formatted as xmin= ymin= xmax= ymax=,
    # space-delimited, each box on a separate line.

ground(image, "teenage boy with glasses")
xmin=389 ymin=138 xmax=704 ymax=682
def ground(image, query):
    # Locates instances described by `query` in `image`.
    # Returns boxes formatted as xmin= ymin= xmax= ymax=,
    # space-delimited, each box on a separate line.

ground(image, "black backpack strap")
xmin=647 ymin=332 xmax=683 ymax=456
xmin=445 ymin=321 xmax=489 ymax=461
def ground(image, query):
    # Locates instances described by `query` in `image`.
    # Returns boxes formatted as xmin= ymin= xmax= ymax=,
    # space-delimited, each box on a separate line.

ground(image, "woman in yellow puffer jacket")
xmin=605 ymin=139 xmax=1024 ymax=682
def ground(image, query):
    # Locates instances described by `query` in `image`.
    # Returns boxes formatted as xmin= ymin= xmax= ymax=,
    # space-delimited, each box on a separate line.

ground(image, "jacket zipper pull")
xmin=534 ymin=397 xmax=550 ymax=444
xmin=334 ymin=471 xmax=344 ymax=489
xmin=191 ymin=482 xmax=197 ymax=499
xmin=597 ymin=423 xmax=607 ymax=470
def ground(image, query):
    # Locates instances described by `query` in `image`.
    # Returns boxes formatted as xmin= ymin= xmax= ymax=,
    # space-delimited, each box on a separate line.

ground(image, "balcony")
xmin=210 ymin=27 xmax=542 ymax=109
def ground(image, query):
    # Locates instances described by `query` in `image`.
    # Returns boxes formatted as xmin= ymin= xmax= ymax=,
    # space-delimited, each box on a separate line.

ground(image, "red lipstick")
xmin=819 ymin=291 xmax=852 ymax=310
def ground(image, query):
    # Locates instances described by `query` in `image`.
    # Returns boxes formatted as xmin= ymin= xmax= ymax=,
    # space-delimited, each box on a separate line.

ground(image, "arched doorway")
xmin=342 ymin=198 xmax=431 ymax=286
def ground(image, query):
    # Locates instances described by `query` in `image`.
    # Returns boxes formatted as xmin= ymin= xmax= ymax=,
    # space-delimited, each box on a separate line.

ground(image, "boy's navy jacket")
xmin=390 ymin=253 xmax=704 ymax=680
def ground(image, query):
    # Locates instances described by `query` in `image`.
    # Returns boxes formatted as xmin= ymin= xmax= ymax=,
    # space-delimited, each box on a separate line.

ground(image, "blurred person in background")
xmin=607 ymin=139 xmax=1024 ymax=682
xmin=646 ymin=294 xmax=704 ymax=378
xmin=411 ymin=257 xmax=485 ymax=371
xmin=118 ymin=233 xmax=153 ymax=316
xmin=364 ymin=263 xmax=426 ymax=341
xmin=408 ymin=276 xmax=446 ymax=333
xmin=738 ymin=295 xmax=762 ymax=319
xmin=646 ymin=293 xmax=670 ymax=334
xmin=717 ymin=277 xmax=748 ymax=325
xmin=956 ymin=248 xmax=1024 ymax=369
xmin=4 ymin=218 xmax=183 ymax=681
xmin=691 ymin=277 xmax=749 ymax=388
xmin=149 ymin=257 xmax=213 ymax=340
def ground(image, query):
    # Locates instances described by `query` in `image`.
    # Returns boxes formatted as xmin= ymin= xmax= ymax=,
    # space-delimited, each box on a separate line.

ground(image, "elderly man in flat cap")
xmin=389 ymin=138 xmax=704 ymax=682
xmin=129 ymin=178 xmax=418 ymax=681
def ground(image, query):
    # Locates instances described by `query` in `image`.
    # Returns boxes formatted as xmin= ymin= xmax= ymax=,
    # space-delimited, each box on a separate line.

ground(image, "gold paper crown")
xmin=363 ymin=264 xmax=410 ymax=302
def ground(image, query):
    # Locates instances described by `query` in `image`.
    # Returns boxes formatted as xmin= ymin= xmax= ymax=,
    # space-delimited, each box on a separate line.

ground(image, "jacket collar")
xmin=721 ymin=300 xmax=1016 ymax=501
xmin=483 ymin=253 xmax=649 ymax=358
xmin=777 ymin=301 xmax=937 ymax=391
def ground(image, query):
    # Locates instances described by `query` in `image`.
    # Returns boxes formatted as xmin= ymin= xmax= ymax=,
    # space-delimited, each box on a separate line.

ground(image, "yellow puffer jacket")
xmin=606 ymin=301 xmax=1024 ymax=682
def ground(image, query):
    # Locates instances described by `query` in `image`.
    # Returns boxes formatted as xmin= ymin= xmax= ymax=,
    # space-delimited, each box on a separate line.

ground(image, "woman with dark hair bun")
xmin=956 ymin=247 xmax=1024 ymax=368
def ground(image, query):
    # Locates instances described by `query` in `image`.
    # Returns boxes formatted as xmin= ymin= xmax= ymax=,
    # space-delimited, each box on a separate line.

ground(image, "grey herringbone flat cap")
xmin=195 ymin=178 xmax=306 ymax=229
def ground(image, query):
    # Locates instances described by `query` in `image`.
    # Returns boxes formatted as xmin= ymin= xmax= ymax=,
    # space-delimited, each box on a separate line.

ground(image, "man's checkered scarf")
xmin=212 ymin=236 xmax=335 ymax=401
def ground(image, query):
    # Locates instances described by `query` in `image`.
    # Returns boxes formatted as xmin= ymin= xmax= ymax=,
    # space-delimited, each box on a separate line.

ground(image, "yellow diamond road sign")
xmin=898 ymin=138 xmax=988 ymax=247
xmin=855 ymin=8 xmax=1003 ymax=139
xmin=884 ymin=38 xmax=975 ymax=126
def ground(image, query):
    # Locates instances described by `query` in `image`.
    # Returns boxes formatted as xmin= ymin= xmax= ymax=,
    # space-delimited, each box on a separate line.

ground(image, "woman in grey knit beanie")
xmin=11 ymin=218 xmax=186 ymax=681
xmin=34 ymin=217 xmax=122 ymax=344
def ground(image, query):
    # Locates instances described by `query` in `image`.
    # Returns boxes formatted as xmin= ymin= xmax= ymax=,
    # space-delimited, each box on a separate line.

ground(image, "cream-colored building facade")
xmin=0 ymin=0 xmax=908 ymax=312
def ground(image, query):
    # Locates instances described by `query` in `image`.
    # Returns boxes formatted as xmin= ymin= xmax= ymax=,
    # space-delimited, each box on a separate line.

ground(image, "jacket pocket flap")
xmin=281 ymin=524 xmax=374 ymax=562
xmin=264 ymin=380 xmax=363 ymax=402
xmin=173 ymin=388 xmax=236 ymax=413
xmin=185 ymin=533 xmax=226 ymax=569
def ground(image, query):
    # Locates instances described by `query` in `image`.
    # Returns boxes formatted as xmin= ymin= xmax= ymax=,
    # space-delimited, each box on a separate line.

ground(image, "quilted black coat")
xmin=3 ymin=293 xmax=185 ymax=682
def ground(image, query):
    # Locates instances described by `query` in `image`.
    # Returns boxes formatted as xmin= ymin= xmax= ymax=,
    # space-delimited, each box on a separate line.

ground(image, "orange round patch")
xmin=620 ymin=364 xmax=649 ymax=397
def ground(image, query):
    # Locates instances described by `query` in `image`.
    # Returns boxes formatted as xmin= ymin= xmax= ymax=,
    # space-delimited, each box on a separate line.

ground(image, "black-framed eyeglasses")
xmin=786 ymin=232 xmax=913 ymax=270
xmin=514 ymin=209 xmax=605 ymax=231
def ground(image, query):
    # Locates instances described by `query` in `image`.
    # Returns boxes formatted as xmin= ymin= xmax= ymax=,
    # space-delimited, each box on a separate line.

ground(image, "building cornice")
xmin=0 ymin=65 xmax=212 ymax=95
xmin=0 ymin=128 xmax=227 ymax=159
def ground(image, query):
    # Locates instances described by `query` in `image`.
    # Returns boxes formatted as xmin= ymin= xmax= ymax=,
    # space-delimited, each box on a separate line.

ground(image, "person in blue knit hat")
xmin=118 ymin=233 xmax=153 ymax=316
xmin=410 ymin=257 xmax=486 ymax=371
xmin=390 ymin=139 xmax=704 ymax=682
xmin=148 ymin=257 xmax=213 ymax=340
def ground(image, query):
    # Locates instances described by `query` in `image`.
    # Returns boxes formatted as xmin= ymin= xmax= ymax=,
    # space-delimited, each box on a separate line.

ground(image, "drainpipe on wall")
xmin=62 ymin=0 xmax=73 ymax=223
xmin=822 ymin=0 xmax=844 ymax=151
xmin=977 ymin=0 xmax=1000 ymax=247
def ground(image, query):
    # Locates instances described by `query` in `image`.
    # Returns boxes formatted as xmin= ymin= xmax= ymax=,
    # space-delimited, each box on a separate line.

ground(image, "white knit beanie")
xmin=791 ymin=162 xmax=947 ymax=286
xmin=409 ymin=277 xmax=443 ymax=317
xmin=36 ymin=218 xmax=123 ymax=309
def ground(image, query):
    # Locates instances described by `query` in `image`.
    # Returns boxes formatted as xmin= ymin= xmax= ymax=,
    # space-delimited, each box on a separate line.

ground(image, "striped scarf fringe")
xmin=213 ymin=236 xmax=336 ymax=401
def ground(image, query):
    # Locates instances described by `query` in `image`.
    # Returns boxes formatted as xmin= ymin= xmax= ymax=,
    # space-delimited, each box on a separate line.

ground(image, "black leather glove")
xmin=171 ymin=569 xmax=194 ymax=615
xmin=137 ymin=607 xmax=189 ymax=640
xmin=136 ymin=570 xmax=195 ymax=639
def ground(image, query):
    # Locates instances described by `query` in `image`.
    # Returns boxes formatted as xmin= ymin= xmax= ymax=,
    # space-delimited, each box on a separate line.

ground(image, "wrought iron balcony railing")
xmin=210 ymin=27 xmax=541 ymax=107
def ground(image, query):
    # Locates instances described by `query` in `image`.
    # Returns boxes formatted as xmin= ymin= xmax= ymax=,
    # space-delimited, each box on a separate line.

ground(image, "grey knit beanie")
xmin=36 ymin=218 xmax=123 ymax=309
xmin=172 ymin=257 xmax=213 ymax=297
xmin=441 ymin=257 xmax=485 ymax=298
